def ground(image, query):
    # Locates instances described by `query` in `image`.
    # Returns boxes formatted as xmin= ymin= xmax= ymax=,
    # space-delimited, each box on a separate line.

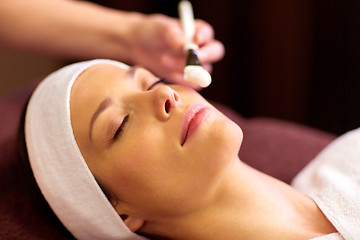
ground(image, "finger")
xmin=167 ymin=72 xmax=184 ymax=84
xmin=149 ymin=14 xmax=184 ymax=52
xmin=194 ymin=19 xmax=215 ymax=46
xmin=165 ymin=25 xmax=184 ymax=51
xmin=160 ymin=53 xmax=186 ymax=71
xmin=169 ymin=72 xmax=203 ymax=90
xmin=197 ymin=40 xmax=225 ymax=63
xmin=202 ymin=63 xmax=213 ymax=74
xmin=161 ymin=18 xmax=184 ymax=51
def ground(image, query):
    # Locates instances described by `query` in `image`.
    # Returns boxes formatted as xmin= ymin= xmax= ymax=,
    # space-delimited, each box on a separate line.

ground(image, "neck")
xmin=144 ymin=157 xmax=336 ymax=240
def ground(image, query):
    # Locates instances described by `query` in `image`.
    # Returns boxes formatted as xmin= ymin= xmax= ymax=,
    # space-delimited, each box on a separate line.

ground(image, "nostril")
xmin=165 ymin=100 xmax=170 ymax=113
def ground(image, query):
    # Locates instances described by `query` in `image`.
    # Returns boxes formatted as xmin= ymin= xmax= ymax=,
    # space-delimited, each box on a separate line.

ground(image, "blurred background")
xmin=1 ymin=0 xmax=359 ymax=135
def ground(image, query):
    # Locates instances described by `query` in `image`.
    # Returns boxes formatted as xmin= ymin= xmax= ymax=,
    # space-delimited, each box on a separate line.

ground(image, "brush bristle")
xmin=184 ymin=65 xmax=212 ymax=88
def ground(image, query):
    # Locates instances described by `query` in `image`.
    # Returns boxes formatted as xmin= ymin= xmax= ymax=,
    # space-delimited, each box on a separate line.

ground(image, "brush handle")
xmin=178 ymin=1 xmax=198 ymax=50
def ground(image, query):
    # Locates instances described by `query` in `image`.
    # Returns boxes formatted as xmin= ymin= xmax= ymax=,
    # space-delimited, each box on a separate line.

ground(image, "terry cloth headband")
xmin=25 ymin=59 xmax=149 ymax=240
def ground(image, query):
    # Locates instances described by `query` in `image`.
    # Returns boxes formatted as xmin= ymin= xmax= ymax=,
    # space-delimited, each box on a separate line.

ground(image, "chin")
xmin=213 ymin=118 xmax=242 ymax=157
xmin=173 ymin=117 xmax=243 ymax=212
xmin=212 ymin=107 xmax=242 ymax=140
xmin=190 ymin=119 xmax=242 ymax=205
xmin=194 ymin=113 xmax=243 ymax=167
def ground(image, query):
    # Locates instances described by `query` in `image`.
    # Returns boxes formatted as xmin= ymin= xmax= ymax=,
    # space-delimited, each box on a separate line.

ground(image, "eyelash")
xmin=113 ymin=79 xmax=168 ymax=141
xmin=147 ymin=78 xmax=167 ymax=90
xmin=113 ymin=115 xmax=129 ymax=140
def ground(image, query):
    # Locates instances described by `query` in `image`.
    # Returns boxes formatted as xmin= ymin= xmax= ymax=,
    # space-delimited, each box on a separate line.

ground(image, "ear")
xmin=112 ymin=202 xmax=145 ymax=232
xmin=122 ymin=215 xmax=145 ymax=232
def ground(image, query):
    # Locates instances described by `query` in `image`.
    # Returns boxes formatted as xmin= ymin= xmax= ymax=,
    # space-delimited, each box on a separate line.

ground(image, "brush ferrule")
xmin=184 ymin=43 xmax=199 ymax=51
xmin=186 ymin=49 xmax=201 ymax=66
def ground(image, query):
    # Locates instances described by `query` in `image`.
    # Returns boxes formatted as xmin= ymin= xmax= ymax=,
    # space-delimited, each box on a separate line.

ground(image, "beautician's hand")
xmin=0 ymin=0 xmax=223 ymax=88
xmin=128 ymin=14 xmax=225 ymax=87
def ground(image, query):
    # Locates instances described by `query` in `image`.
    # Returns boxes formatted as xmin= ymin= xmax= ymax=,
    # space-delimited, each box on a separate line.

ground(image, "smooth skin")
xmin=70 ymin=64 xmax=337 ymax=240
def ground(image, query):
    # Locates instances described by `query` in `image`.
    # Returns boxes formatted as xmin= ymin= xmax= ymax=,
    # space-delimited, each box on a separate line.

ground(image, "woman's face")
xmin=70 ymin=64 xmax=242 ymax=220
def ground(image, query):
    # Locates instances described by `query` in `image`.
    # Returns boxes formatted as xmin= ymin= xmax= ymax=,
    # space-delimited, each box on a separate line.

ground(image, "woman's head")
xmin=25 ymin=59 xmax=242 ymax=239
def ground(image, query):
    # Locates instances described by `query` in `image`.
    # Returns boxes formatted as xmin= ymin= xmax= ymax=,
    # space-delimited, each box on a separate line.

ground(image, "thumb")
xmin=164 ymin=22 xmax=184 ymax=51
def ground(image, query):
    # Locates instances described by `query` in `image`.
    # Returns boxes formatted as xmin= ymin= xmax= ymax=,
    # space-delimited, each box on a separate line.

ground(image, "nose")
xmin=152 ymin=85 xmax=180 ymax=120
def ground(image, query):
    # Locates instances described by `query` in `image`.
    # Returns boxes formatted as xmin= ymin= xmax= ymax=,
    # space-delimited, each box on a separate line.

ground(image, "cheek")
xmin=101 ymin=132 xmax=177 ymax=199
xmin=105 ymin=130 xmax=209 ymax=213
xmin=187 ymin=110 xmax=242 ymax=160
xmin=180 ymin=113 xmax=243 ymax=187
xmin=98 ymin=111 xmax=243 ymax=215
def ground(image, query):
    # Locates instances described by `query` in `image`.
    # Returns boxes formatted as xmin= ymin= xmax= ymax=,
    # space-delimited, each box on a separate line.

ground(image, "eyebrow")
xmin=89 ymin=97 xmax=113 ymax=140
xmin=125 ymin=65 xmax=139 ymax=82
xmin=88 ymin=66 xmax=139 ymax=141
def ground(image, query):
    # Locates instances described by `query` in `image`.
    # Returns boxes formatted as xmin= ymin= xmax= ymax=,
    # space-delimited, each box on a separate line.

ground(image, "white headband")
xmin=25 ymin=59 xmax=149 ymax=240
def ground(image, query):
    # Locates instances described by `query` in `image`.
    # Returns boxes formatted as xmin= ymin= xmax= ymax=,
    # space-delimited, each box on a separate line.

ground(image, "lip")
xmin=181 ymin=104 xmax=212 ymax=146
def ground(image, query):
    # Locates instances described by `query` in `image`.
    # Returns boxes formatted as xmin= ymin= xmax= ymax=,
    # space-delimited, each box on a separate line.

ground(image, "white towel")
xmin=311 ymin=233 xmax=345 ymax=240
xmin=292 ymin=128 xmax=360 ymax=240
xmin=25 ymin=59 xmax=148 ymax=240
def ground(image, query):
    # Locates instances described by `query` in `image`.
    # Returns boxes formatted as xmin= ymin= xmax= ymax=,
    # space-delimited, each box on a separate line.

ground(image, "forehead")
xmin=70 ymin=64 xmax=128 ymax=141
xmin=74 ymin=64 xmax=128 ymax=90
xmin=71 ymin=64 xmax=128 ymax=103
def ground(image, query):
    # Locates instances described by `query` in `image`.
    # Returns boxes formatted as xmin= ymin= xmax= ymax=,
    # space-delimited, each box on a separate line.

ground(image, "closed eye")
xmin=113 ymin=115 xmax=129 ymax=140
xmin=112 ymin=79 xmax=168 ymax=141
xmin=147 ymin=79 xmax=167 ymax=91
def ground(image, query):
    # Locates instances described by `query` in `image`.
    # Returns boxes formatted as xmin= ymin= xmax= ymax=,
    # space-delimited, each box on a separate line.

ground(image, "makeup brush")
xmin=178 ymin=0 xmax=212 ymax=88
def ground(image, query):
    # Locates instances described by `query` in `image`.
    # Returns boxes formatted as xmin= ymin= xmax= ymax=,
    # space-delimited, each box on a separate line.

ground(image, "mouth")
xmin=181 ymin=104 xmax=212 ymax=146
